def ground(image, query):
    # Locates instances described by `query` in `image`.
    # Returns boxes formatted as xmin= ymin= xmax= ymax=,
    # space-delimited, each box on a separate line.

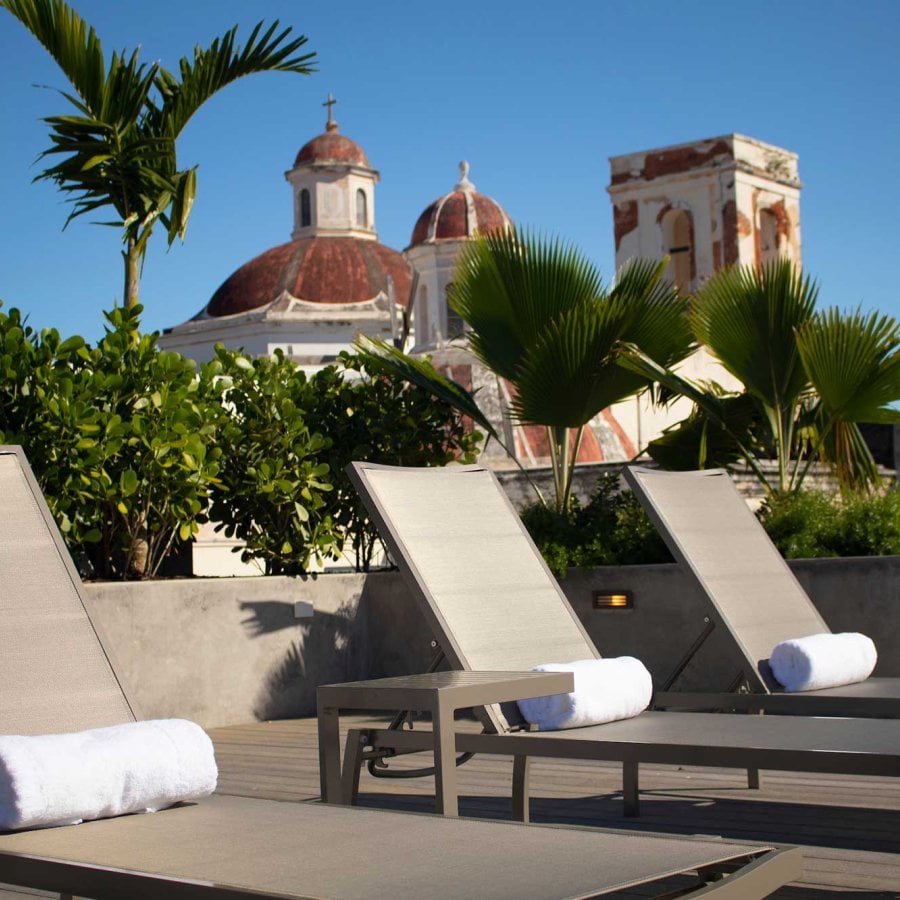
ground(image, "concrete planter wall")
xmin=560 ymin=556 xmax=900 ymax=692
xmin=84 ymin=555 xmax=899 ymax=729
xmin=83 ymin=573 xmax=431 ymax=730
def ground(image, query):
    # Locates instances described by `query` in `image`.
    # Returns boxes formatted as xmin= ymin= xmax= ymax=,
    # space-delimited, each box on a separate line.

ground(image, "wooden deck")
xmin=210 ymin=715 xmax=900 ymax=898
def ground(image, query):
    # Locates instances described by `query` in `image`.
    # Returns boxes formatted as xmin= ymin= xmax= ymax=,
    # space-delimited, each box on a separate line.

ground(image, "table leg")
xmin=317 ymin=704 xmax=342 ymax=803
xmin=432 ymin=698 xmax=459 ymax=816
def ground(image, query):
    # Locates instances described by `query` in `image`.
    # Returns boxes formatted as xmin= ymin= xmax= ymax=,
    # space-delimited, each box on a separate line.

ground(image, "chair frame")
xmin=623 ymin=465 xmax=900 ymax=718
xmin=344 ymin=461 xmax=900 ymax=820
xmin=0 ymin=445 xmax=802 ymax=899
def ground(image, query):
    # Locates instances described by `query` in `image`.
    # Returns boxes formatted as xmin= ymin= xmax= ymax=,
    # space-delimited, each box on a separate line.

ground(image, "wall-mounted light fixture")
xmin=592 ymin=590 xmax=633 ymax=610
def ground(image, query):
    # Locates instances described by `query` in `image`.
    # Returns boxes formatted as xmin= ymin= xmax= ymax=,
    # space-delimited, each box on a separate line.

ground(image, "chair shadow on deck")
xmin=351 ymin=788 xmax=900 ymax=854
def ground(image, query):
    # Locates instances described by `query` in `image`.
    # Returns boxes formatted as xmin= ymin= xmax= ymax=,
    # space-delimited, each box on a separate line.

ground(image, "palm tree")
xmin=2 ymin=0 xmax=316 ymax=307
xmin=358 ymin=229 xmax=695 ymax=512
xmin=620 ymin=259 xmax=900 ymax=495
xmin=796 ymin=307 xmax=900 ymax=493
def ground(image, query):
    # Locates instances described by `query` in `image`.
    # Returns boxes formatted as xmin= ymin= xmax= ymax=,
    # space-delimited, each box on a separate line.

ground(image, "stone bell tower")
xmin=607 ymin=134 xmax=802 ymax=292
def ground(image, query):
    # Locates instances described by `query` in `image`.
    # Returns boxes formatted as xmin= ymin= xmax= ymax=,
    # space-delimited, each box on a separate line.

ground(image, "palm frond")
xmin=1 ymin=0 xmax=109 ymax=113
xmin=646 ymin=392 xmax=763 ymax=471
xmin=797 ymin=307 xmax=900 ymax=424
xmin=511 ymin=300 xmax=629 ymax=427
xmin=691 ymin=258 xmax=817 ymax=410
xmin=352 ymin=335 xmax=499 ymax=444
xmin=158 ymin=20 xmax=316 ymax=138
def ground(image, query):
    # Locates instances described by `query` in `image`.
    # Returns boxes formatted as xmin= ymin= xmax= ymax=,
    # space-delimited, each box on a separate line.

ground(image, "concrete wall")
xmin=83 ymin=572 xmax=431 ymax=730
xmin=560 ymin=556 xmax=900 ymax=692
xmin=84 ymin=556 xmax=899 ymax=729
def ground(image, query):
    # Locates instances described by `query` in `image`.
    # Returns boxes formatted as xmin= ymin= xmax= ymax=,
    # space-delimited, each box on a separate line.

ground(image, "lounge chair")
xmin=0 ymin=445 xmax=802 ymax=899
xmin=623 ymin=465 xmax=900 ymax=717
xmin=344 ymin=461 xmax=900 ymax=820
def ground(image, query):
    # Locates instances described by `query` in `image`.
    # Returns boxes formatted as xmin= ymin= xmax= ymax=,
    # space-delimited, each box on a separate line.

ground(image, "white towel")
xmin=769 ymin=632 xmax=877 ymax=693
xmin=517 ymin=657 xmax=652 ymax=731
xmin=0 ymin=719 xmax=217 ymax=832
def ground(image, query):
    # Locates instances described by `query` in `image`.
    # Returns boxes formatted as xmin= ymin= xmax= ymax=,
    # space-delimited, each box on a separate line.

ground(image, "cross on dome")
xmin=323 ymin=92 xmax=338 ymax=132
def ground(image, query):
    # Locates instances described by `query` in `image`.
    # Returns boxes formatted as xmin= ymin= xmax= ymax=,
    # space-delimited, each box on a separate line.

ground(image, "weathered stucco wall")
xmin=84 ymin=556 xmax=898 ymax=730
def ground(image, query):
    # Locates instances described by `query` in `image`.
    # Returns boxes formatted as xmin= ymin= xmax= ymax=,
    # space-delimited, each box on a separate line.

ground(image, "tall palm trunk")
xmin=123 ymin=238 xmax=140 ymax=308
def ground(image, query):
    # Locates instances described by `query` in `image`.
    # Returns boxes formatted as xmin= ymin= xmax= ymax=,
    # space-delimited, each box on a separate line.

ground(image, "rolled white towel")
xmin=769 ymin=632 xmax=877 ymax=693
xmin=517 ymin=657 xmax=652 ymax=731
xmin=0 ymin=719 xmax=217 ymax=832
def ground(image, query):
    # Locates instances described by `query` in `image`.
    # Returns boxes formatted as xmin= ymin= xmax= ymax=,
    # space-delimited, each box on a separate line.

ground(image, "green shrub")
xmin=521 ymin=473 xmax=672 ymax=577
xmin=758 ymin=489 xmax=900 ymax=559
xmin=524 ymin=474 xmax=900 ymax=574
xmin=304 ymin=353 xmax=482 ymax=571
xmin=207 ymin=348 xmax=342 ymax=576
xmin=1 ymin=302 xmax=483 ymax=578
xmin=1 ymin=304 xmax=225 ymax=578
xmin=832 ymin=492 xmax=900 ymax=556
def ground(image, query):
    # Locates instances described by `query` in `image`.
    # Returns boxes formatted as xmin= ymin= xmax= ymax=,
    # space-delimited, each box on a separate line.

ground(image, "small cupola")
xmin=285 ymin=93 xmax=379 ymax=241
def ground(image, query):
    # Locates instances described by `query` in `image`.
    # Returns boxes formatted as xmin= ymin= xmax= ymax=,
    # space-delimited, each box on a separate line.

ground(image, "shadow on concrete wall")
xmin=239 ymin=599 xmax=303 ymax=636
xmin=253 ymin=599 xmax=367 ymax=720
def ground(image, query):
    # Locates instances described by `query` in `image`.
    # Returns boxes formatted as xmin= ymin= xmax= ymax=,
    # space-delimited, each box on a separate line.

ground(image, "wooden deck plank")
xmin=210 ymin=716 xmax=900 ymax=897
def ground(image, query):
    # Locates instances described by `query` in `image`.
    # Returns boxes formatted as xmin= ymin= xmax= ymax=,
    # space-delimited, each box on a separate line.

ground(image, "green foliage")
xmin=1 ymin=302 xmax=483 ymax=579
xmin=206 ymin=348 xmax=341 ymax=576
xmin=755 ymin=490 xmax=839 ymax=559
xmin=206 ymin=349 xmax=481 ymax=575
xmin=522 ymin=471 xmax=900 ymax=575
xmin=758 ymin=489 xmax=900 ymax=559
xmin=2 ymin=0 xmax=315 ymax=306
xmin=0 ymin=303 xmax=224 ymax=578
xmin=520 ymin=474 xmax=672 ymax=578
xmin=305 ymin=353 xmax=483 ymax=571
xmin=357 ymin=232 xmax=694 ymax=514
xmin=451 ymin=233 xmax=693 ymax=512
xmin=622 ymin=259 xmax=900 ymax=496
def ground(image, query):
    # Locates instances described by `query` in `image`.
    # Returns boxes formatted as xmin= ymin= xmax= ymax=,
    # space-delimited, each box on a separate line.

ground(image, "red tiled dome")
xmin=294 ymin=130 xmax=370 ymax=168
xmin=204 ymin=237 xmax=412 ymax=317
xmin=410 ymin=189 xmax=511 ymax=247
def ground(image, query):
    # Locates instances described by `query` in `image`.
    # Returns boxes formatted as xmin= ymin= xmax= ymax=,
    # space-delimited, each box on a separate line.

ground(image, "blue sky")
xmin=1 ymin=0 xmax=898 ymax=342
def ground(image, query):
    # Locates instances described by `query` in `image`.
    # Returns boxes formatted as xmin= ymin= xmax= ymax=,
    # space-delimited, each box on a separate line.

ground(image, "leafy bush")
xmin=758 ymin=489 xmax=900 ymax=559
xmin=523 ymin=474 xmax=900 ymax=574
xmin=205 ymin=348 xmax=481 ymax=574
xmin=1 ymin=302 xmax=483 ymax=579
xmin=304 ymin=353 xmax=483 ymax=571
xmin=207 ymin=348 xmax=341 ymax=576
xmin=520 ymin=473 xmax=672 ymax=577
xmin=0 ymin=304 xmax=224 ymax=578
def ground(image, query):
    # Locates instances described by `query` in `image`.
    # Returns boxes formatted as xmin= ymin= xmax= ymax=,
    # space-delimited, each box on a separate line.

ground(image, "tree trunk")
xmin=123 ymin=240 xmax=140 ymax=308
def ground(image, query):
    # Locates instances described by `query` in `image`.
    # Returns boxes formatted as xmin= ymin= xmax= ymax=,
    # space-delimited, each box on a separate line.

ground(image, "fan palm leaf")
xmin=691 ymin=259 xmax=817 ymax=410
xmin=797 ymin=308 xmax=900 ymax=425
xmin=449 ymin=228 xmax=603 ymax=381
xmin=513 ymin=261 xmax=692 ymax=426
xmin=797 ymin=308 xmax=900 ymax=492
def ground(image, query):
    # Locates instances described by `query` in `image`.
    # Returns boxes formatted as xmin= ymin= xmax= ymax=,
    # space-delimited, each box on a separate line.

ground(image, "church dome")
xmin=292 ymin=94 xmax=370 ymax=169
xmin=203 ymin=237 xmax=413 ymax=317
xmin=409 ymin=161 xmax=512 ymax=248
xmin=294 ymin=129 xmax=370 ymax=168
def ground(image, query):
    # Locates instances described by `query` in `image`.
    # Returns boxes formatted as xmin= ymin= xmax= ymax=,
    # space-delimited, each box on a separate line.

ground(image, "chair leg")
xmin=512 ymin=755 xmax=531 ymax=823
xmin=623 ymin=760 xmax=640 ymax=817
xmin=341 ymin=729 xmax=366 ymax=805
xmin=747 ymin=709 xmax=763 ymax=789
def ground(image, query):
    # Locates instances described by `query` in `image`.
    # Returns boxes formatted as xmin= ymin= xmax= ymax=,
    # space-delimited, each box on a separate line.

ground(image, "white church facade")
xmin=160 ymin=105 xmax=802 ymax=467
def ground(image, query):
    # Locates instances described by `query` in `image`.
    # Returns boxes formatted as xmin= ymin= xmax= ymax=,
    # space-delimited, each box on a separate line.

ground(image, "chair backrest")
xmin=348 ymin=462 xmax=598 ymax=732
xmin=0 ymin=446 xmax=137 ymax=734
xmin=624 ymin=466 xmax=829 ymax=691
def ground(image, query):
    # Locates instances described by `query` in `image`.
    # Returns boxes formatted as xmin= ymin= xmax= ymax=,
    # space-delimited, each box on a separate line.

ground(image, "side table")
xmin=317 ymin=670 xmax=573 ymax=816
